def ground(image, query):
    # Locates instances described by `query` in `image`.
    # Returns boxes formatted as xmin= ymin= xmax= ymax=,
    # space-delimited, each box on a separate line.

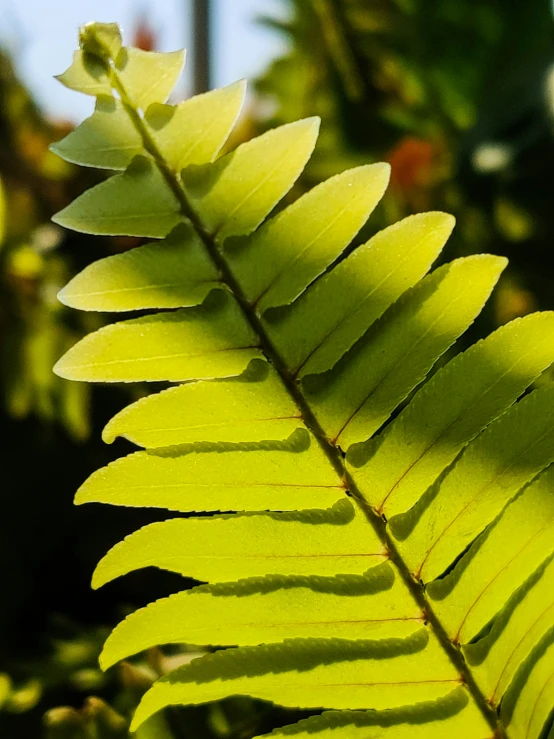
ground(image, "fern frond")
xmin=53 ymin=23 xmax=554 ymax=738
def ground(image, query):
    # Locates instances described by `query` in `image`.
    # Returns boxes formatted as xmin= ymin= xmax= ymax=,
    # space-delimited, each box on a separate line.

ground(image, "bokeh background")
xmin=1 ymin=1 xmax=554 ymax=736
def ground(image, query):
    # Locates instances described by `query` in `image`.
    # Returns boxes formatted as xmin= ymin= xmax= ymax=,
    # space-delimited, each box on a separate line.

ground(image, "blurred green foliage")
xmin=255 ymin=0 xmax=554 ymax=328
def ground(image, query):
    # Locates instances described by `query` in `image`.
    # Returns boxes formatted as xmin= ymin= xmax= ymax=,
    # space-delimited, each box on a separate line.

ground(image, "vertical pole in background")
xmin=192 ymin=0 xmax=211 ymax=93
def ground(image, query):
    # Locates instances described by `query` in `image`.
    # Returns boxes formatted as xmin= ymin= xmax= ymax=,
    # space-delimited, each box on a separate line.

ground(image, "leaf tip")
xmin=97 ymin=649 xmax=112 ymax=672
xmin=304 ymin=115 xmax=321 ymax=134
xmin=52 ymin=352 xmax=71 ymax=379
xmin=101 ymin=421 xmax=117 ymax=445
xmin=74 ymin=479 xmax=93 ymax=506
xmin=51 ymin=207 xmax=73 ymax=232
xmin=56 ymin=282 xmax=75 ymax=309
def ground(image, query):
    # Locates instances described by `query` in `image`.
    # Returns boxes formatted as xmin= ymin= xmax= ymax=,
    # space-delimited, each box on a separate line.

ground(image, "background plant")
xmin=254 ymin=0 xmax=554 ymax=327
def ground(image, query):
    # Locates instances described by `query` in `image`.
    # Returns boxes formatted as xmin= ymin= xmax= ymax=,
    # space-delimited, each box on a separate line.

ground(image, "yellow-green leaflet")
xmin=58 ymin=223 xmax=220 ymax=312
xmin=103 ymin=364 xmax=302 ymax=446
xmin=307 ymin=255 xmax=505 ymax=448
xmin=92 ymin=500 xmax=385 ymax=588
xmin=428 ymin=465 xmax=554 ymax=644
xmin=227 ymin=164 xmax=390 ymax=310
xmin=265 ymin=212 xmax=454 ymax=376
xmin=146 ymin=81 xmax=246 ymax=171
xmin=53 ymin=157 xmax=181 ymax=237
xmin=501 ymin=635 xmax=554 ymax=739
xmin=50 ymin=97 xmax=143 ymax=170
xmin=113 ymin=48 xmax=185 ymax=109
xmin=259 ymin=695 xmax=492 ymax=739
xmin=130 ymin=631 xmax=459 ymax=730
xmin=266 ymin=213 xmax=454 ymax=377
xmin=393 ymin=386 xmax=554 ymax=582
xmin=185 ymin=119 xmax=320 ymax=240
xmin=100 ymin=562 xmax=422 ymax=668
xmin=55 ymin=50 xmax=112 ymax=96
xmin=76 ymin=430 xmax=344 ymax=512
xmin=56 ymin=34 xmax=184 ymax=109
xmin=349 ymin=312 xmax=554 ymax=516
xmin=464 ymin=554 xmax=554 ymax=709
xmin=54 ymin=292 xmax=261 ymax=383
xmin=53 ymin=23 xmax=554 ymax=738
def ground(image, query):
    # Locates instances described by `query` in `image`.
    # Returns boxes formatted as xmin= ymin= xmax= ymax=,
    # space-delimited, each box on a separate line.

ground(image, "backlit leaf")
xmin=52 ymin=157 xmax=181 ymax=237
xmin=58 ymin=223 xmax=220 ymax=311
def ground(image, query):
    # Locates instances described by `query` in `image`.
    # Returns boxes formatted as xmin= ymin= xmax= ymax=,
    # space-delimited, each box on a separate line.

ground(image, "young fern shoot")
xmin=53 ymin=23 xmax=554 ymax=739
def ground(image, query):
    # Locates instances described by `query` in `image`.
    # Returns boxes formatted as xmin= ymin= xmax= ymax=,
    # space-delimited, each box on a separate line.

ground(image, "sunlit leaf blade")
xmin=258 ymin=692 xmax=492 ymax=738
xmin=75 ymin=430 xmax=344 ymax=512
xmin=100 ymin=563 xmax=422 ymax=668
xmin=53 ymin=292 xmax=260 ymax=382
xmin=186 ymin=119 xmax=320 ymax=240
xmin=130 ymin=631 xmax=459 ymax=730
xmin=349 ymin=312 xmax=554 ymax=517
xmin=58 ymin=223 xmax=219 ymax=311
xmin=227 ymin=164 xmax=390 ymax=310
xmin=146 ymin=81 xmax=246 ymax=171
xmin=393 ymin=386 xmax=554 ymax=582
xmin=501 ymin=632 xmax=554 ymax=739
xmin=265 ymin=212 xmax=454 ymax=377
xmin=55 ymin=50 xmax=111 ymax=96
xmin=103 ymin=364 xmax=302 ymax=446
xmin=308 ymin=255 xmax=506 ymax=448
xmin=115 ymin=48 xmax=185 ymax=109
xmin=52 ymin=157 xmax=181 ymax=237
xmin=428 ymin=465 xmax=554 ymax=644
xmin=92 ymin=500 xmax=385 ymax=588
xmin=50 ymin=96 xmax=142 ymax=170
xmin=465 ymin=555 xmax=554 ymax=709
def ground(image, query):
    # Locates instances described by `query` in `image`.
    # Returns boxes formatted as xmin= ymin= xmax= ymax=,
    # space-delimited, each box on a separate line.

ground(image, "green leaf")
xmin=227 ymin=164 xmax=390 ymax=310
xmin=393 ymin=386 xmax=554 ymax=582
xmin=259 ymin=694 xmax=492 ymax=738
xmin=50 ymin=96 xmax=143 ymax=170
xmin=55 ymin=50 xmax=111 ymax=96
xmin=130 ymin=631 xmax=459 ymax=731
xmin=308 ymin=255 xmax=506 ymax=447
xmin=501 ymin=631 xmax=554 ymax=739
xmin=146 ymin=81 xmax=246 ymax=171
xmin=186 ymin=118 xmax=320 ymax=240
xmin=349 ymin=312 xmax=554 ymax=517
xmin=53 ymin=292 xmax=261 ymax=383
xmin=52 ymin=157 xmax=181 ymax=237
xmin=57 ymin=223 xmax=220 ymax=312
xmin=428 ymin=465 xmax=554 ymax=644
xmin=75 ymin=430 xmax=345 ymax=512
xmin=102 ymin=363 xmax=302 ymax=446
xmin=464 ymin=552 xmax=554 ymax=708
xmin=115 ymin=48 xmax=185 ymax=109
xmin=265 ymin=212 xmax=454 ymax=377
xmin=92 ymin=500 xmax=386 ymax=588
xmin=100 ymin=563 xmax=422 ymax=668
